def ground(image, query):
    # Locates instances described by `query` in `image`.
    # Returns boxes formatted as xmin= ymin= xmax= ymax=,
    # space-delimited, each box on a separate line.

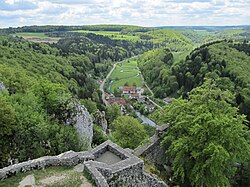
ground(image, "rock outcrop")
xmin=94 ymin=110 xmax=108 ymax=134
xmin=70 ymin=103 xmax=93 ymax=150
xmin=0 ymin=81 xmax=6 ymax=92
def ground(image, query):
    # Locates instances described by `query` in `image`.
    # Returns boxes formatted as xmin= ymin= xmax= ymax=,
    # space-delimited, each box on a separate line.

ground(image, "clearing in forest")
xmin=14 ymin=32 xmax=60 ymax=43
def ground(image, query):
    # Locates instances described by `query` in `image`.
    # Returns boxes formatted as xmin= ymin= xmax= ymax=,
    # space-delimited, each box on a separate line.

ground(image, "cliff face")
xmin=65 ymin=102 xmax=93 ymax=150
xmin=73 ymin=103 xmax=93 ymax=150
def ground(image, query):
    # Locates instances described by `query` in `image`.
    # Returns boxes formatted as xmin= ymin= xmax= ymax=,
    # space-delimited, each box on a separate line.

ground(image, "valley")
xmin=0 ymin=24 xmax=250 ymax=187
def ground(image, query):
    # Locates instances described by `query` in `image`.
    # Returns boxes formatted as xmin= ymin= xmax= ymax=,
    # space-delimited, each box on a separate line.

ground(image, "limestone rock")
xmin=66 ymin=102 xmax=93 ymax=150
xmin=18 ymin=174 xmax=35 ymax=187
xmin=94 ymin=110 xmax=108 ymax=134
xmin=0 ymin=81 xmax=6 ymax=92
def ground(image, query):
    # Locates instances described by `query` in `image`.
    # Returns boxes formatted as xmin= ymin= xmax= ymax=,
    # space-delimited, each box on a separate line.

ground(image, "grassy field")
xmin=14 ymin=32 xmax=60 ymax=43
xmin=72 ymin=30 xmax=141 ymax=41
xmin=15 ymin=32 xmax=47 ymax=37
xmin=0 ymin=166 xmax=93 ymax=187
xmin=109 ymin=60 xmax=143 ymax=92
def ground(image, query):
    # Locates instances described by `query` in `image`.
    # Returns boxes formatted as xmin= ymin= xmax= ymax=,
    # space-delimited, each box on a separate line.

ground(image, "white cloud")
xmin=0 ymin=0 xmax=249 ymax=27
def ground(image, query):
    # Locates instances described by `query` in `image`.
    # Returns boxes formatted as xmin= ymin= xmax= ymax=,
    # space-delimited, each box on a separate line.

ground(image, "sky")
xmin=0 ymin=0 xmax=250 ymax=28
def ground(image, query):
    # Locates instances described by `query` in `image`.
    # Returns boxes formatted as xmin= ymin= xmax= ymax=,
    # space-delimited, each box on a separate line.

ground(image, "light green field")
xmin=111 ymin=76 xmax=143 ymax=92
xmin=15 ymin=32 xmax=47 ymax=37
xmin=109 ymin=60 xmax=143 ymax=92
xmin=72 ymin=30 xmax=140 ymax=41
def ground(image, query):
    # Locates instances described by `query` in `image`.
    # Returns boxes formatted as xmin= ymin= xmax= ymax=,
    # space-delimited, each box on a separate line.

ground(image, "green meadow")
xmin=15 ymin=32 xmax=47 ymax=37
xmin=72 ymin=30 xmax=140 ymax=41
xmin=109 ymin=60 xmax=143 ymax=92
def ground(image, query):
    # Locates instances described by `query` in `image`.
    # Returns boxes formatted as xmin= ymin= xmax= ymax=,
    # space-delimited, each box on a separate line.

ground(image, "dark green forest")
xmin=139 ymin=41 xmax=250 ymax=122
xmin=0 ymin=35 xmax=99 ymax=167
xmin=139 ymin=41 xmax=250 ymax=186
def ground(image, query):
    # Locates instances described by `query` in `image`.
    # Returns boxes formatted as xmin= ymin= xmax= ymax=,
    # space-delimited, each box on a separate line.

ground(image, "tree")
xmin=124 ymin=82 xmax=129 ymax=86
xmin=106 ymin=104 xmax=121 ymax=125
xmin=160 ymin=79 xmax=250 ymax=187
xmin=111 ymin=116 xmax=148 ymax=149
xmin=81 ymin=99 xmax=97 ymax=114
xmin=0 ymin=95 xmax=16 ymax=167
xmin=113 ymin=88 xmax=122 ymax=97
xmin=92 ymin=124 xmax=108 ymax=146
xmin=32 ymin=81 xmax=73 ymax=123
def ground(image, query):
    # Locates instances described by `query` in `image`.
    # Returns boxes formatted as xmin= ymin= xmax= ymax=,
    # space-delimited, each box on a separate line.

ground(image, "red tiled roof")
xmin=123 ymin=86 xmax=136 ymax=91
xmin=108 ymin=98 xmax=127 ymax=105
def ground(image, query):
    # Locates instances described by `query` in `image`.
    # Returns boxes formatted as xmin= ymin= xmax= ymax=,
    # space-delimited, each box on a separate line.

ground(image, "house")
xmin=122 ymin=86 xmax=136 ymax=94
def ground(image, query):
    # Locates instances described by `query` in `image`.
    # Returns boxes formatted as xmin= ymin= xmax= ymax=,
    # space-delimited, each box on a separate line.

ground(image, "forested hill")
xmin=53 ymin=33 xmax=154 ymax=63
xmin=0 ymin=35 xmax=103 ymax=168
xmin=0 ymin=35 xmax=97 ymax=98
xmin=139 ymin=41 xmax=250 ymax=122
xmin=173 ymin=41 xmax=250 ymax=121
xmin=0 ymin=31 xmax=158 ymax=167
xmin=138 ymin=48 xmax=174 ymax=98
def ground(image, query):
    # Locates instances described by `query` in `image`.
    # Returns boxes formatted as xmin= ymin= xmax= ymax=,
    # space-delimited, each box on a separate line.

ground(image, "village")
xmin=99 ymin=59 xmax=173 ymax=126
xmin=106 ymin=85 xmax=156 ymax=115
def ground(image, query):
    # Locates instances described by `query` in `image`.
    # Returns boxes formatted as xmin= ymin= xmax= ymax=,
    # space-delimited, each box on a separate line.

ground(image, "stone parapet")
xmin=0 ymin=151 xmax=94 ymax=180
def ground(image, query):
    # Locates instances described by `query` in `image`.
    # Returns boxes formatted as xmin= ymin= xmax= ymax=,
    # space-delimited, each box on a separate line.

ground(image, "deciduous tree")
xmin=161 ymin=79 xmax=250 ymax=187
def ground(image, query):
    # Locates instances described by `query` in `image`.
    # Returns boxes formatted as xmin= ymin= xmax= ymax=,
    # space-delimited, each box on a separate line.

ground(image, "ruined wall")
xmin=134 ymin=124 xmax=169 ymax=165
xmin=0 ymin=139 xmax=168 ymax=187
xmin=107 ymin=163 xmax=166 ymax=187
xmin=0 ymin=151 xmax=94 ymax=180
xmin=84 ymin=140 xmax=167 ymax=187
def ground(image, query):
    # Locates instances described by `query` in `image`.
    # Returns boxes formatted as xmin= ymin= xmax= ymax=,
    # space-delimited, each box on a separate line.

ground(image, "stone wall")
xmin=84 ymin=140 xmax=167 ymax=187
xmin=84 ymin=161 xmax=109 ymax=187
xmin=0 ymin=151 xmax=94 ymax=180
xmin=134 ymin=124 xmax=169 ymax=165
xmin=0 ymin=140 xmax=168 ymax=187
